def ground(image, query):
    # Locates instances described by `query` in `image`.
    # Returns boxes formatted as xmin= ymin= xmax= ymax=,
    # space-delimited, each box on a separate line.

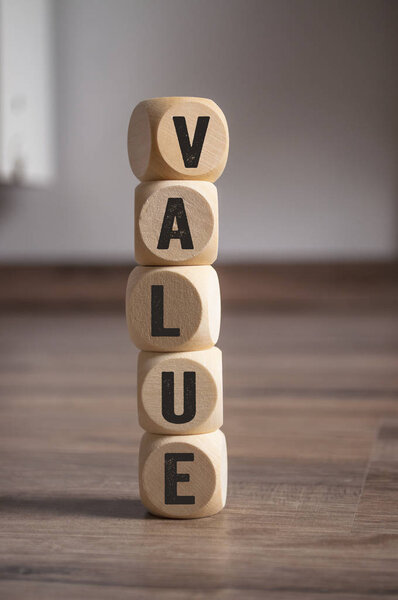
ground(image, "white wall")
xmin=0 ymin=0 xmax=54 ymax=185
xmin=0 ymin=0 xmax=397 ymax=263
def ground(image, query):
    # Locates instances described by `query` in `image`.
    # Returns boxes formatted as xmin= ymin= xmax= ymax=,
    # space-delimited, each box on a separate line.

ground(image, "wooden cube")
xmin=138 ymin=347 xmax=222 ymax=435
xmin=139 ymin=429 xmax=227 ymax=518
xmin=135 ymin=180 xmax=218 ymax=266
xmin=128 ymin=97 xmax=229 ymax=182
xmin=126 ymin=265 xmax=220 ymax=352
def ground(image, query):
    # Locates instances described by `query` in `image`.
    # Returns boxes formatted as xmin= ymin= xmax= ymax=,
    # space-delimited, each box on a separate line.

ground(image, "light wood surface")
xmin=126 ymin=265 xmax=220 ymax=351
xmin=138 ymin=347 xmax=223 ymax=435
xmin=135 ymin=180 xmax=218 ymax=266
xmin=1 ymin=267 xmax=398 ymax=597
xmin=127 ymin=97 xmax=229 ymax=182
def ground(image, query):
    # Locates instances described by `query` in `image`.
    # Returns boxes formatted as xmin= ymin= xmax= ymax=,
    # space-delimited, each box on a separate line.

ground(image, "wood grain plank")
xmin=0 ymin=262 xmax=397 ymax=310
xmin=352 ymin=420 xmax=398 ymax=535
xmin=0 ymin=307 xmax=397 ymax=597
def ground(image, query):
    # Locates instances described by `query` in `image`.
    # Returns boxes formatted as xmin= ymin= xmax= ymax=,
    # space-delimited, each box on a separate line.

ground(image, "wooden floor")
xmin=1 ymin=271 xmax=398 ymax=597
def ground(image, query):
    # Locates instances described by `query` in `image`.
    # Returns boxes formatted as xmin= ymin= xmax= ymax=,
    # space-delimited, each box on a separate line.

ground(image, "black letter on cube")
xmin=165 ymin=452 xmax=195 ymax=505
xmin=162 ymin=371 xmax=196 ymax=424
xmin=157 ymin=198 xmax=194 ymax=250
xmin=151 ymin=285 xmax=180 ymax=337
xmin=173 ymin=116 xmax=210 ymax=168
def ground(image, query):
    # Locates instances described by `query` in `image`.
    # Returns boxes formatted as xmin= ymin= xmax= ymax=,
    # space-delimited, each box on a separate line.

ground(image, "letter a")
xmin=157 ymin=198 xmax=194 ymax=250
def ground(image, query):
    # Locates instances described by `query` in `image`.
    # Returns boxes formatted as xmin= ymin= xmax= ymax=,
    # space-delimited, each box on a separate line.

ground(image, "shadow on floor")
xmin=0 ymin=495 xmax=149 ymax=520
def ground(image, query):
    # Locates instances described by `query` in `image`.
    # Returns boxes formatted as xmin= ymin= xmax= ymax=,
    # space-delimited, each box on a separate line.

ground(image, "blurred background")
xmin=1 ymin=3 xmax=398 ymax=596
xmin=0 ymin=0 xmax=397 ymax=265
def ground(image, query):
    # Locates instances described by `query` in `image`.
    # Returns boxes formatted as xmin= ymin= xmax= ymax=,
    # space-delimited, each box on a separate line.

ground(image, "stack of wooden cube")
xmin=126 ymin=97 xmax=229 ymax=518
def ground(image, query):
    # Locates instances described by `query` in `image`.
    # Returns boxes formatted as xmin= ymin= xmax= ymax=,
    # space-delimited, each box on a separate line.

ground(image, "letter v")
xmin=173 ymin=116 xmax=210 ymax=168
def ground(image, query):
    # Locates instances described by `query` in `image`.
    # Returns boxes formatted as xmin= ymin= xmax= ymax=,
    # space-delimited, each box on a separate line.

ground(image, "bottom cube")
xmin=139 ymin=429 xmax=227 ymax=519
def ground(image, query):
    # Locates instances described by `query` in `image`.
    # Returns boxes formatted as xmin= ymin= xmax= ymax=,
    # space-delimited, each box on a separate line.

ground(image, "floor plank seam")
xmin=349 ymin=418 xmax=382 ymax=534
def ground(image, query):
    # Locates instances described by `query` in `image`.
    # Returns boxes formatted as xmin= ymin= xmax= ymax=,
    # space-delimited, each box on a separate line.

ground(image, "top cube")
xmin=128 ymin=97 xmax=229 ymax=182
